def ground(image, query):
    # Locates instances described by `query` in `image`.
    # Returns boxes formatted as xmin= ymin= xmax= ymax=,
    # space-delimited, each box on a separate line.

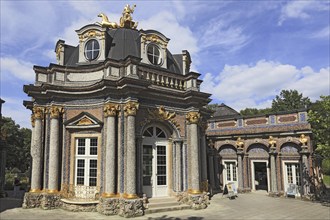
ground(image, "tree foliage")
xmin=0 ymin=117 xmax=31 ymax=172
xmin=308 ymin=95 xmax=330 ymax=158
xmin=272 ymin=89 xmax=311 ymax=112
xmin=240 ymin=107 xmax=273 ymax=116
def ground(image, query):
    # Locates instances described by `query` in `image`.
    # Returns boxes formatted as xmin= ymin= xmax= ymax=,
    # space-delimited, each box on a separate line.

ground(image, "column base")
xmin=102 ymin=192 xmax=118 ymax=198
xmin=97 ymin=197 xmax=119 ymax=215
xmin=22 ymin=192 xmax=43 ymax=208
xmin=117 ymin=198 xmax=144 ymax=217
xmin=188 ymin=192 xmax=209 ymax=210
xmin=122 ymin=193 xmax=139 ymax=199
xmin=40 ymin=193 xmax=62 ymax=210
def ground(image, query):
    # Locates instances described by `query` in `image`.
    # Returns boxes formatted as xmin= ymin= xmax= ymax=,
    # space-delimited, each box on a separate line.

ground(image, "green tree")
xmin=308 ymin=95 xmax=330 ymax=158
xmin=272 ymin=89 xmax=311 ymax=112
xmin=240 ymin=107 xmax=273 ymax=116
xmin=0 ymin=117 xmax=31 ymax=172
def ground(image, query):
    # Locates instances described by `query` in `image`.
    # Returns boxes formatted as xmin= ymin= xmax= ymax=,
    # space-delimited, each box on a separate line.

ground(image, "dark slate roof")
xmin=64 ymin=45 xmax=79 ymax=66
xmin=213 ymin=103 xmax=241 ymax=119
xmin=167 ymin=51 xmax=182 ymax=74
xmin=62 ymin=27 xmax=183 ymax=74
xmin=107 ymin=28 xmax=140 ymax=60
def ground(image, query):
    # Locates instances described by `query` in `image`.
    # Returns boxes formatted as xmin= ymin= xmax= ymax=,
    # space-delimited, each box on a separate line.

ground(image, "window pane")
xmin=90 ymin=147 xmax=97 ymax=155
xmin=90 ymin=138 xmax=97 ymax=146
xmin=89 ymin=178 xmax=97 ymax=186
xmin=157 ymin=175 xmax=166 ymax=185
xmin=90 ymin=160 xmax=97 ymax=168
xmin=77 ymin=177 xmax=84 ymax=185
xmin=77 ymin=159 xmax=85 ymax=167
xmin=78 ymin=139 xmax=85 ymax=146
xmin=78 ymin=147 xmax=85 ymax=155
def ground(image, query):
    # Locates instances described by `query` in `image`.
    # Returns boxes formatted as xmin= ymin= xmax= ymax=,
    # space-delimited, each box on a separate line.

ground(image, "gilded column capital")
xmin=50 ymin=106 xmax=64 ymax=119
xmin=124 ymin=101 xmax=139 ymax=116
xmin=186 ymin=111 xmax=200 ymax=124
xmin=104 ymin=103 xmax=119 ymax=117
xmin=32 ymin=106 xmax=44 ymax=120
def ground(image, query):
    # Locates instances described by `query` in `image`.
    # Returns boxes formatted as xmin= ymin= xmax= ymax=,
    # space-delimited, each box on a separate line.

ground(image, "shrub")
xmin=322 ymin=158 xmax=330 ymax=175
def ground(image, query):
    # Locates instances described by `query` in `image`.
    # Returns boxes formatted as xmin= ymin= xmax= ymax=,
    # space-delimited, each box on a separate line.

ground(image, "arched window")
xmin=143 ymin=126 xmax=167 ymax=138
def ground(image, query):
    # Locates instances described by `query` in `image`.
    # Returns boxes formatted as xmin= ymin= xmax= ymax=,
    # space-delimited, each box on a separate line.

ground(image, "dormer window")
xmin=84 ymin=39 xmax=100 ymax=61
xmin=147 ymin=44 xmax=162 ymax=65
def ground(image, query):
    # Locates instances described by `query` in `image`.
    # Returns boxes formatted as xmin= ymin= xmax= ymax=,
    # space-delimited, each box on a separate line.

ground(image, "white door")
xmin=223 ymin=161 xmax=238 ymax=188
xmin=284 ymin=162 xmax=301 ymax=196
xmin=75 ymin=137 xmax=98 ymax=199
xmin=142 ymin=126 xmax=168 ymax=198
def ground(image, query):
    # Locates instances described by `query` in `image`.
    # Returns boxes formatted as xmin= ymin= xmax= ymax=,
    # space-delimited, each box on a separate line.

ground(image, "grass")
xmin=323 ymin=175 xmax=330 ymax=186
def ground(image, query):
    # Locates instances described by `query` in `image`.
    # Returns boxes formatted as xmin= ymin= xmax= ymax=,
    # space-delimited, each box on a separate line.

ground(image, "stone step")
xmin=145 ymin=204 xmax=191 ymax=214
xmin=145 ymin=196 xmax=191 ymax=214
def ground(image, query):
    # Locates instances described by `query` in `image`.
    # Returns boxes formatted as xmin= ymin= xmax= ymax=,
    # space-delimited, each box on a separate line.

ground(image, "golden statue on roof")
xmin=120 ymin=4 xmax=138 ymax=29
xmin=96 ymin=4 xmax=138 ymax=29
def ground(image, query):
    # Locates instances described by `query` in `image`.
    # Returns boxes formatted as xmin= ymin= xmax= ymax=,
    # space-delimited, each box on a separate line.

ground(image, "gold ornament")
xmin=186 ymin=111 xmax=200 ymax=124
xmin=104 ymin=103 xmax=119 ymax=117
xmin=124 ymin=101 xmax=139 ymax=116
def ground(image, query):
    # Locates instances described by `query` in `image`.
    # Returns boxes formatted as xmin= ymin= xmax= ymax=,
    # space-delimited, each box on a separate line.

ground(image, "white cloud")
xmin=278 ymin=0 xmax=329 ymax=25
xmin=139 ymin=11 xmax=200 ymax=70
xmin=201 ymin=60 xmax=330 ymax=111
xmin=200 ymin=19 xmax=249 ymax=53
xmin=310 ymin=26 xmax=330 ymax=39
xmin=1 ymin=57 xmax=35 ymax=82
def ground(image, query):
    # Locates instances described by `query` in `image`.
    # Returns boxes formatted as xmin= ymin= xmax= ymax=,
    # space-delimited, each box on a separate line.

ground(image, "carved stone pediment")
xmin=64 ymin=112 xmax=103 ymax=129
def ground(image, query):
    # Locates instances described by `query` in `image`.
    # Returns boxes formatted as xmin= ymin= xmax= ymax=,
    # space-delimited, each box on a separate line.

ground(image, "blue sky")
xmin=1 ymin=0 xmax=329 ymax=128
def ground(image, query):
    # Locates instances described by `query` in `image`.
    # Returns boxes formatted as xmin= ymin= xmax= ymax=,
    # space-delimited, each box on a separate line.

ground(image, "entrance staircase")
xmin=145 ymin=197 xmax=191 ymax=214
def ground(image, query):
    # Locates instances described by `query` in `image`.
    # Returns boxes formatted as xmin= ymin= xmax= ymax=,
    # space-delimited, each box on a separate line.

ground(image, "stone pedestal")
xmin=22 ymin=192 xmax=43 ymax=208
xmin=117 ymin=198 xmax=144 ymax=218
xmin=62 ymin=201 xmax=98 ymax=212
xmin=97 ymin=198 xmax=119 ymax=215
xmin=187 ymin=193 xmax=209 ymax=210
xmin=40 ymin=193 xmax=62 ymax=210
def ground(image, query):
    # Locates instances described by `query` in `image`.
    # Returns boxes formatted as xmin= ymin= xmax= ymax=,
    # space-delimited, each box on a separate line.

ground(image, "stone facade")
xmin=23 ymin=5 xmax=211 ymax=218
xmin=206 ymin=104 xmax=313 ymax=198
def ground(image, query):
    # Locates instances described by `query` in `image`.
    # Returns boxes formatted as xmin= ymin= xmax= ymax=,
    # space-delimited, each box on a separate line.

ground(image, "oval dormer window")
xmin=147 ymin=44 xmax=162 ymax=65
xmin=84 ymin=39 xmax=100 ymax=61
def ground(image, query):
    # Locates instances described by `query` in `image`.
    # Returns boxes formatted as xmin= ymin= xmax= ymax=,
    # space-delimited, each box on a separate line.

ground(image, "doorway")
xmin=251 ymin=160 xmax=269 ymax=192
xmin=142 ymin=126 xmax=169 ymax=198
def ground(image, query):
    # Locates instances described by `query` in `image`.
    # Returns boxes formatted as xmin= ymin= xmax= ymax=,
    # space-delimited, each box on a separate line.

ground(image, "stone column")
xmin=175 ymin=141 xmax=182 ymax=192
xmin=103 ymin=104 xmax=118 ymax=197
xmin=48 ymin=106 xmax=63 ymax=193
xmin=269 ymin=150 xmax=278 ymax=193
xmin=182 ymin=143 xmax=188 ymax=191
xmin=186 ymin=111 xmax=201 ymax=194
xmin=124 ymin=101 xmax=139 ymax=199
xmin=237 ymin=149 xmax=244 ymax=191
xmin=200 ymin=135 xmax=208 ymax=191
xmin=208 ymin=155 xmax=215 ymax=192
xmin=30 ymin=107 xmax=44 ymax=192
xmin=301 ymin=145 xmax=310 ymax=196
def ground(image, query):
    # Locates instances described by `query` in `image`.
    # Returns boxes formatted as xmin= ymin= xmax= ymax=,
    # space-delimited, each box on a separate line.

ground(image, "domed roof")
xmin=106 ymin=28 xmax=140 ymax=60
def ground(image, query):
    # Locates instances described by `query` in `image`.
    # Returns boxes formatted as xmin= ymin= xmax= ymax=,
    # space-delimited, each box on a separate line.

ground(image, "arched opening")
xmin=247 ymin=144 xmax=270 ymax=192
xmin=142 ymin=124 xmax=170 ymax=198
xmin=218 ymin=145 xmax=237 ymax=190
xmin=280 ymin=142 xmax=302 ymax=196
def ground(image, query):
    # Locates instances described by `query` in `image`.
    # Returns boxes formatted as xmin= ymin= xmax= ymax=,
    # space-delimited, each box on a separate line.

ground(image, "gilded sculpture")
xmin=186 ymin=112 xmax=200 ymax=124
xmin=268 ymin=136 xmax=276 ymax=148
xmin=236 ymin=137 xmax=244 ymax=149
xmin=120 ymin=4 xmax=138 ymax=29
xmin=97 ymin=13 xmax=119 ymax=29
xmin=96 ymin=4 xmax=138 ymax=29
xmin=299 ymin=134 xmax=308 ymax=145
xmin=158 ymin=106 xmax=176 ymax=120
